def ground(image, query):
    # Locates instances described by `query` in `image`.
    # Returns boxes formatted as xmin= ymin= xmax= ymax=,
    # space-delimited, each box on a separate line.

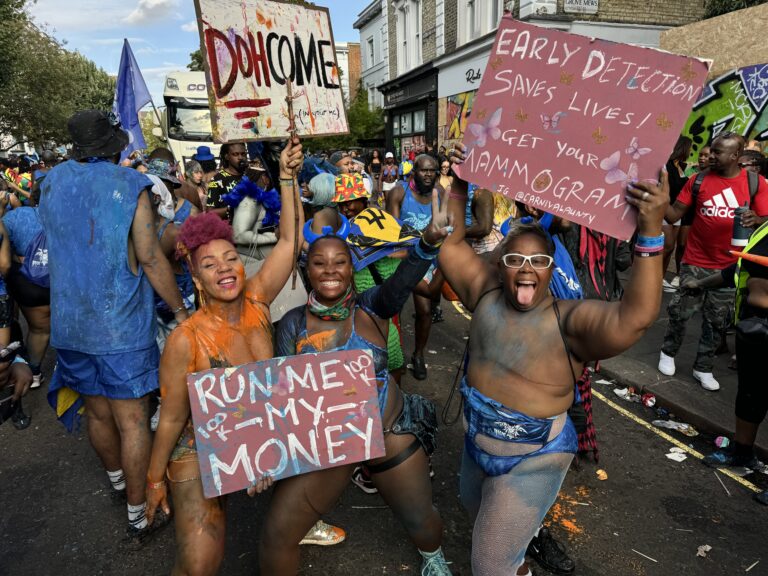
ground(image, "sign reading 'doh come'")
xmin=193 ymin=0 xmax=350 ymax=143
xmin=456 ymin=17 xmax=709 ymax=240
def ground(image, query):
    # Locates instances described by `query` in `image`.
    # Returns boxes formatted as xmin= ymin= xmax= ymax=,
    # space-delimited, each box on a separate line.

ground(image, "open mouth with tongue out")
xmin=515 ymin=279 xmax=538 ymax=307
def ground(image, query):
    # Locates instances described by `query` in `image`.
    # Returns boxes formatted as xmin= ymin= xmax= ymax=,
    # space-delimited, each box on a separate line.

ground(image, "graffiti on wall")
xmin=444 ymin=91 xmax=476 ymax=143
xmin=682 ymin=62 xmax=768 ymax=160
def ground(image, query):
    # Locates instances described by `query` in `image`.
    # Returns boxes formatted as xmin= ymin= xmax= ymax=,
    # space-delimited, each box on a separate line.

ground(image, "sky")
xmin=32 ymin=0 xmax=364 ymax=106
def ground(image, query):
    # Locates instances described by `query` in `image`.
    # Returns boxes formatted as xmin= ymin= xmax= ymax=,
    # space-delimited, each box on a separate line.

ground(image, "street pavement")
xmin=1 ymin=297 xmax=767 ymax=575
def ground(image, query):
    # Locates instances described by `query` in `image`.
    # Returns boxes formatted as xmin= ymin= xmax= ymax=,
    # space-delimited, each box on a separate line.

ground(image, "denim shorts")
xmin=51 ymin=345 xmax=160 ymax=399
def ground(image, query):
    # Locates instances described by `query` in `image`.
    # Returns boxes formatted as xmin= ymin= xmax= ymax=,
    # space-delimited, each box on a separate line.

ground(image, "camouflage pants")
xmin=661 ymin=264 xmax=734 ymax=372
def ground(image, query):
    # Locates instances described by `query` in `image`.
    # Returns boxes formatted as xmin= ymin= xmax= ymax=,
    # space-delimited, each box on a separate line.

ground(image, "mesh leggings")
xmin=460 ymin=447 xmax=573 ymax=575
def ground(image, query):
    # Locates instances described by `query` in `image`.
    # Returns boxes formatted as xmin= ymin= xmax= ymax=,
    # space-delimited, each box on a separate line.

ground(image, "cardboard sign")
xmin=457 ymin=17 xmax=709 ymax=240
xmin=187 ymin=350 xmax=385 ymax=498
xmin=193 ymin=0 xmax=349 ymax=143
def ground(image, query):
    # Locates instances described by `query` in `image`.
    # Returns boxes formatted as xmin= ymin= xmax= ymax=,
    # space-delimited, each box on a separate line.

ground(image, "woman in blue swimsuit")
xmin=259 ymin=191 xmax=454 ymax=576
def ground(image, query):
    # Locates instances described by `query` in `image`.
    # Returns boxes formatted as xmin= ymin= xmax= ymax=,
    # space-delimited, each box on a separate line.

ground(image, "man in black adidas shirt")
xmin=207 ymin=142 xmax=247 ymax=220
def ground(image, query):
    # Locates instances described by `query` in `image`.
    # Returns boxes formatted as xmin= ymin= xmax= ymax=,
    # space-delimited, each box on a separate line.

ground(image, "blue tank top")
xmin=400 ymin=186 xmax=433 ymax=231
xmin=38 ymin=160 xmax=156 ymax=354
xmin=173 ymin=199 xmax=193 ymax=226
xmin=280 ymin=306 xmax=390 ymax=415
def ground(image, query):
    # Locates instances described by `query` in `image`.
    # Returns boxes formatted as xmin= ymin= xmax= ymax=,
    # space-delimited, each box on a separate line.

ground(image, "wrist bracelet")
xmin=634 ymin=249 xmax=663 ymax=258
xmin=636 ymin=234 xmax=665 ymax=248
xmin=279 ymin=177 xmax=297 ymax=186
xmin=172 ymin=305 xmax=186 ymax=315
xmin=147 ymin=479 xmax=165 ymax=490
xmin=414 ymin=239 xmax=440 ymax=260
xmin=12 ymin=355 xmax=28 ymax=365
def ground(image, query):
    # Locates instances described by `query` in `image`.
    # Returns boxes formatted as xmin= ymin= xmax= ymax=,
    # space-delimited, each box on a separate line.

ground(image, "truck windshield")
xmin=167 ymin=100 xmax=213 ymax=141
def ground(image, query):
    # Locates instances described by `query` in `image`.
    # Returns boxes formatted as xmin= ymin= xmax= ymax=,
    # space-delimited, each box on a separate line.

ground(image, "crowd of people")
xmin=2 ymin=107 xmax=768 ymax=576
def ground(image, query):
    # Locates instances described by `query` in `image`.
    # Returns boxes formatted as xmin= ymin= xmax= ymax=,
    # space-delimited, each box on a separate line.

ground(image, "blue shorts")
xmin=51 ymin=346 xmax=160 ymax=399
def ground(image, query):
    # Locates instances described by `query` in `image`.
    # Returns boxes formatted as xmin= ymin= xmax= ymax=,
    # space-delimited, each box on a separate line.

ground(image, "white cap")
xmin=385 ymin=152 xmax=394 ymax=159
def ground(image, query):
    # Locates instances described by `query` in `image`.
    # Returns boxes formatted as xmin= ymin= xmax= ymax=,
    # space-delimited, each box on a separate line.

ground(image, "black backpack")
xmin=691 ymin=169 xmax=760 ymax=207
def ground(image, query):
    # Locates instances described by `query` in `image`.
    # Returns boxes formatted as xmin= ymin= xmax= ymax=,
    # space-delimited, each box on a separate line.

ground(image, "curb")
xmin=598 ymin=356 xmax=768 ymax=462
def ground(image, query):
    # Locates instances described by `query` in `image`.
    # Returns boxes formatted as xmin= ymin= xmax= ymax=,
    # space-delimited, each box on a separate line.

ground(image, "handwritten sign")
xmin=457 ymin=18 xmax=709 ymax=240
xmin=187 ymin=350 xmax=385 ymax=498
xmin=193 ymin=0 xmax=349 ymax=143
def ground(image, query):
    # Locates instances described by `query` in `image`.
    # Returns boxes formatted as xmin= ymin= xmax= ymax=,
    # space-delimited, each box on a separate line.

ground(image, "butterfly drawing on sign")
xmin=541 ymin=111 xmax=566 ymax=133
xmin=468 ymin=107 xmax=502 ymax=147
xmin=600 ymin=151 xmax=638 ymax=185
xmin=625 ymin=136 xmax=651 ymax=160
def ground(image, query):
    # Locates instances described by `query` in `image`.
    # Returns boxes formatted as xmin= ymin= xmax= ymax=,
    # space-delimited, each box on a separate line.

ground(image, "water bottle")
xmin=732 ymin=204 xmax=751 ymax=247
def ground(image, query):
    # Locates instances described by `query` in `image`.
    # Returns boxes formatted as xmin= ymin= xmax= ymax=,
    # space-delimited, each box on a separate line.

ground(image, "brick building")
xmin=335 ymin=42 xmax=362 ymax=105
xmin=355 ymin=0 xmax=706 ymax=157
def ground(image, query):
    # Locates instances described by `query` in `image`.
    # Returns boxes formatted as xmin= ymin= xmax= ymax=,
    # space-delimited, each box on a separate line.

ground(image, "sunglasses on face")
xmin=501 ymin=253 xmax=554 ymax=269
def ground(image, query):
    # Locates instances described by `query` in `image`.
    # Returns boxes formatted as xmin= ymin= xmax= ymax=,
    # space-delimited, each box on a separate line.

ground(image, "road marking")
xmin=592 ymin=389 xmax=760 ymax=493
xmin=451 ymin=299 xmax=762 ymax=494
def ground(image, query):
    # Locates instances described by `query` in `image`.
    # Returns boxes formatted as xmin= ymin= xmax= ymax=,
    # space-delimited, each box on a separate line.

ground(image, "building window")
xmin=393 ymin=115 xmax=401 ymax=135
xmin=367 ymin=37 xmax=375 ymax=69
xmin=395 ymin=0 xmax=422 ymax=76
xmin=413 ymin=110 xmax=425 ymax=133
xmin=400 ymin=112 xmax=412 ymax=134
xmin=458 ymin=0 xmax=504 ymax=47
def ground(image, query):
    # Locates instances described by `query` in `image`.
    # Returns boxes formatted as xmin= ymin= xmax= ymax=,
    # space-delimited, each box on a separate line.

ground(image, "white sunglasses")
xmin=501 ymin=253 xmax=554 ymax=269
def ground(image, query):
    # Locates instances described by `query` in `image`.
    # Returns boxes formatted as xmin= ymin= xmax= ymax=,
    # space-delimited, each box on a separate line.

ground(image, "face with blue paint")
xmin=191 ymin=239 xmax=246 ymax=303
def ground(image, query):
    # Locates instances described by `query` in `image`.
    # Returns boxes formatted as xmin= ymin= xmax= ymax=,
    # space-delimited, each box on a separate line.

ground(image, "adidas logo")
xmin=700 ymin=187 xmax=740 ymax=218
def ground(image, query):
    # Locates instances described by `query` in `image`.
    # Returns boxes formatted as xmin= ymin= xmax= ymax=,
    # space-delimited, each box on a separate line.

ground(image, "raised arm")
xmin=563 ymin=170 xmax=669 ymax=361
xmin=247 ymin=136 xmax=304 ymax=303
xmin=145 ymin=326 xmax=194 ymax=525
xmin=131 ymin=189 xmax=189 ymax=325
xmin=437 ymin=148 xmax=498 ymax=311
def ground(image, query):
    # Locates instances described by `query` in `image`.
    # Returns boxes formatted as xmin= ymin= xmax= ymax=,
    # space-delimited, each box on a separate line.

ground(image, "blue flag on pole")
xmin=113 ymin=39 xmax=152 ymax=160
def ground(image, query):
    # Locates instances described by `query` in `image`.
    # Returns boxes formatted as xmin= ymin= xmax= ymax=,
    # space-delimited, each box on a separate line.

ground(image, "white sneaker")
xmin=658 ymin=351 xmax=676 ymax=376
xmin=670 ymin=276 xmax=680 ymax=288
xmin=662 ymin=279 xmax=677 ymax=293
xmin=693 ymin=370 xmax=720 ymax=391
xmin=30 ymin=374 xmax=42 ymax=389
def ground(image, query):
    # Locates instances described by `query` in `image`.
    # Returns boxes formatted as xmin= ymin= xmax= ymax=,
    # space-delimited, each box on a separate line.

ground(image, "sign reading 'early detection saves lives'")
xmin=458 ymin=18 xmax=710 ymax=240
xmin=187 ymin=350 xmax=385 ymax=499
xmin=194 ymin=0 xmax=349 ymax=143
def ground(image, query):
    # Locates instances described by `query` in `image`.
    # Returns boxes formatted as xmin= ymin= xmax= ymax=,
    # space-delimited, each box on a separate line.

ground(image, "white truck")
xmin=153 ymin=71 xmax=221 ymax=165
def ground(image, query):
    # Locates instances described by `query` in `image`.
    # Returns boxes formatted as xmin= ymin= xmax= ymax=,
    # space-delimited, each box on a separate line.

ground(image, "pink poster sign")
xmin=457 ymin=18 xmax=710 ymax=240
xmin=187 ymin=350 xmax=385 ymax=499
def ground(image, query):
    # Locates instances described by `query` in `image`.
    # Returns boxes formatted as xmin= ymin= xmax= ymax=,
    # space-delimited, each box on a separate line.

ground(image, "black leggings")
xmin=735 ymin=326 xmax=768 ymax=424
xmin=6 ymin=261 xmax=49 ymax=308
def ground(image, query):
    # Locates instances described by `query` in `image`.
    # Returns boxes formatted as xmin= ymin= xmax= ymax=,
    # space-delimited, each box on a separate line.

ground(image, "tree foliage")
xmin=188 ymin=49 xmax=205 ymax=72
xmin=308 ymin=80 xmax=385 ymax=152
xmin=0 ymin=0 xmax=115 ymax=149
xmin=704 ymin=0 xmax=765 ymax=18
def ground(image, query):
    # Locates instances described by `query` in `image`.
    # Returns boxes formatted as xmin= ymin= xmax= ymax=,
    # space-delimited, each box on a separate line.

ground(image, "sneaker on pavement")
xmin=121 ymin=509 xmax=170 ymax=551
xmin=662 ymin=279 xmax=677 ymax=293
xmin=351 ymin=466 xmax=378 ymax=494
xmin=420 ymin=548 xmax=453 ymax=576
xmin=411 ymin=354 xmax=428 ymax=380
xmin=755 ymin=490 xmax=768 ymax=506
xmin=527 ymin=527 xmax=576 ymax=575
xmin=670 ymin=276 xmax=680 ymax=288
xmin=299 ymin=520 xmax=346 ymax=546
xmin=702 ymin=449 xmax=760 ymax=469
xmin=30 ymin=374 xmax=43 ymax=390
xmin=693 ymin=370 xmax=720 ymax=391
xmin=658 ymin=351 xmax=676 ymax=376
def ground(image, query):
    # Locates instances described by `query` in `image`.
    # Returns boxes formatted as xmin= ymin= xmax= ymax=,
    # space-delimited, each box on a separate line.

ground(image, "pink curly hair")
xmin=175 ymin=212 xmax=234 ymax=260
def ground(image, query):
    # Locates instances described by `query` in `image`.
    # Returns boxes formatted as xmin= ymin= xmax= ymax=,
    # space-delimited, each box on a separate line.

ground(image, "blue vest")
xmin=38 ymin=160 xmax=156 ymax=354
xmin=401 ymin=187 xmax=433 ymax=231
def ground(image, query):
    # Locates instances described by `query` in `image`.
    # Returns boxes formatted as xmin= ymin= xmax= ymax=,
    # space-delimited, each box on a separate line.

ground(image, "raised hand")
xmin=279 ymin=136 xmax=304 ymax=180
xmin=422 ymin=187 xmax=455 ymax=246
xmin=246 ymin=475 xmax=274 ymax=497
xmin=625 ymin=168 xmax=669 ymax=236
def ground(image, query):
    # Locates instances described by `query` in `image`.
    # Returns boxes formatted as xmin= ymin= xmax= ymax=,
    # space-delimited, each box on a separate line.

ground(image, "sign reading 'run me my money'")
xmin=457 ymin=17 xmax=710 ymax=240
xmin=193 ymin=0 xmax=349 ymax=142
xmin=187 ymin=350 xmax=385 ymax=498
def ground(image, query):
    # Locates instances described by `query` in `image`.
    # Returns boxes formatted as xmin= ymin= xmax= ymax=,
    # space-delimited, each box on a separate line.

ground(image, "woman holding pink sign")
xmin=260 ymin=189 xmax=455 ymax=576
xmin=143 ymin=137 xmax=305 ymax=575
xmin=440 ymin=144 xmax=668 ymax=576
